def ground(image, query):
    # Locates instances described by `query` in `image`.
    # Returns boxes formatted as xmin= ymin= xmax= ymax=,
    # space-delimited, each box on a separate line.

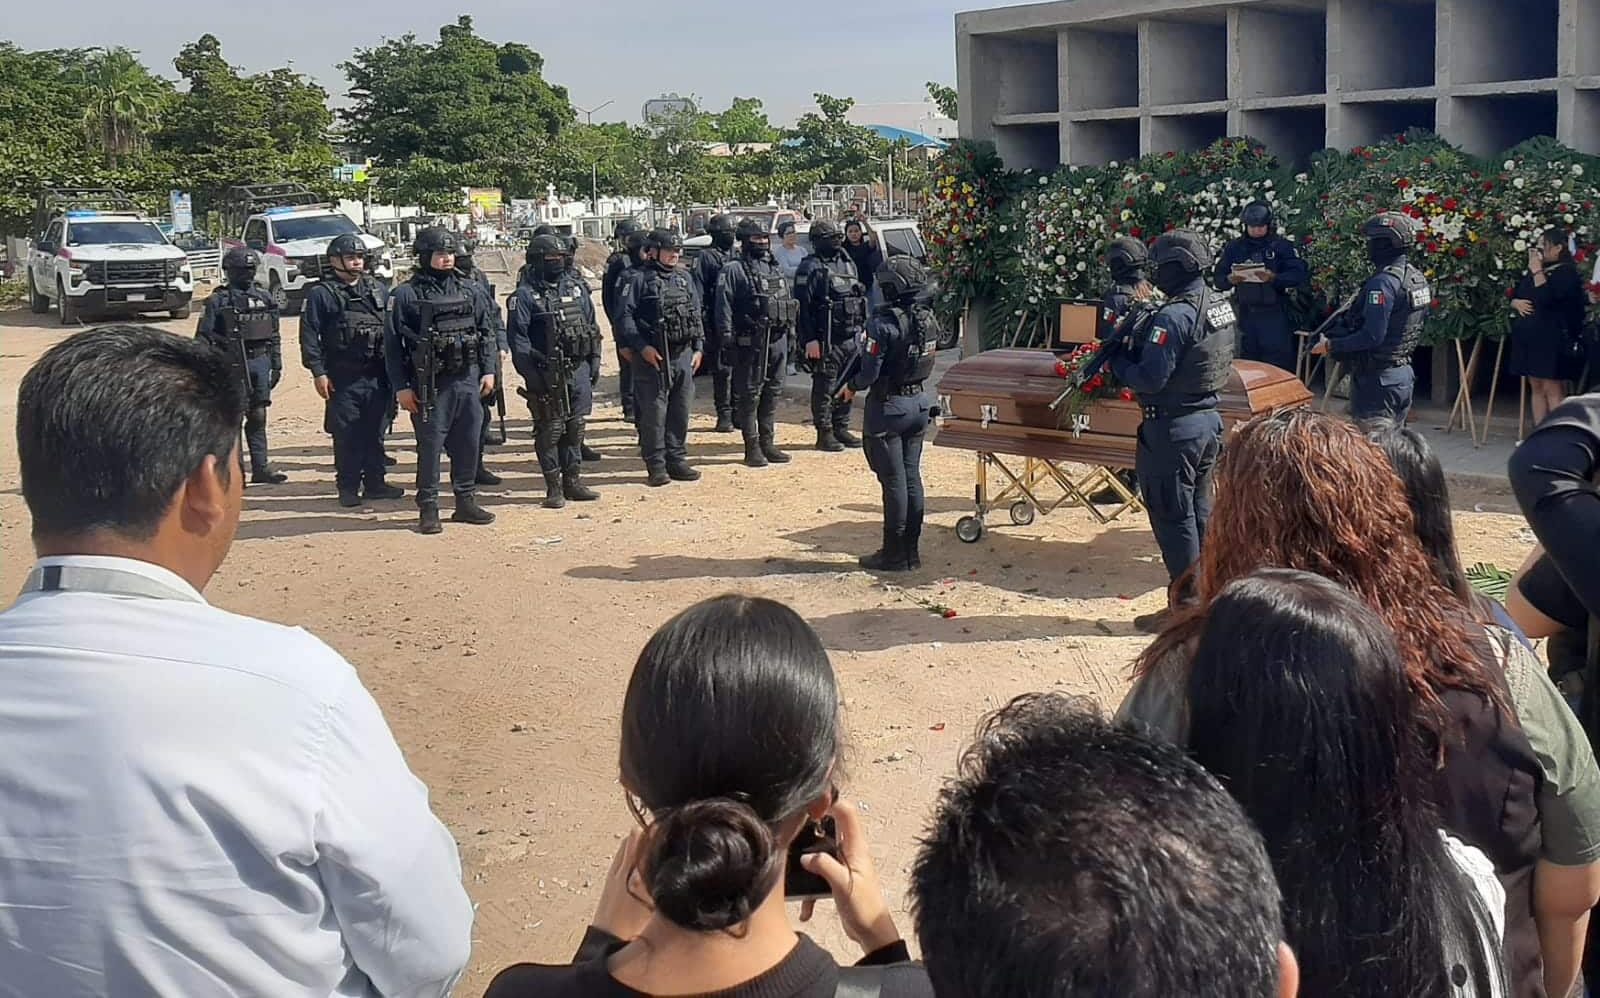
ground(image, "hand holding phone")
xmin=793 ymin=798 xmax=901 ymax=954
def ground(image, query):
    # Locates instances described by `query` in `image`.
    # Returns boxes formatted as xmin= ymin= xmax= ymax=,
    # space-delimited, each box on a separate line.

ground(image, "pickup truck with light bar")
xmin=220 ymin=183 xmax=394 ymax=316
xmin=26 ymin=188 xmax=194 ymax=325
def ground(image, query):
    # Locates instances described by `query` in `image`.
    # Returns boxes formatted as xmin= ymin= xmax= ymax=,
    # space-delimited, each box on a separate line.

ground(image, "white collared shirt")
xmin=0 ymin=555 xmax=474 ymax=998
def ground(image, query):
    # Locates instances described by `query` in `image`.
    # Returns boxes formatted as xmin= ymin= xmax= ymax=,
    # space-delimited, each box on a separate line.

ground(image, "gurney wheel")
xmin=1009 ymin=501 xmax=1036 ymax=526
xmin=955 ymin=515 xmax=984 ymax=544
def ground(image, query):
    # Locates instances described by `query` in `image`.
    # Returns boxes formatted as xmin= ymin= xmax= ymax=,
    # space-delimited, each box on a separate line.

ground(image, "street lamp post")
xmin=574 ymin=100 xmax=616 ymax=216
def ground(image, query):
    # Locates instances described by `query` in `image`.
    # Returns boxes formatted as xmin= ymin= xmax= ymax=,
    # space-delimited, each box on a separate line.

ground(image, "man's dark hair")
xmin=18 ymin=325 xmax=244 ymax=541
xmin=911 ymin=693 xmax=1283 ymax=998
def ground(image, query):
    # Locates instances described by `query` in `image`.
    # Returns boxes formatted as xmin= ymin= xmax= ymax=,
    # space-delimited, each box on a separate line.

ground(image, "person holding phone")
xmin=483 ymin=594 xmax=931 ymax=998
xmin=1510 ymin=229 xmax=1586 ymax=426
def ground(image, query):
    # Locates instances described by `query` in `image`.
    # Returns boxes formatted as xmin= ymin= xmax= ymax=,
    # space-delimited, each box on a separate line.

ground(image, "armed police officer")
xmin=602 ymin=220 xmax=645 ymax=425
xmin=697 ymin=214 xmax=738 ymax=433
xmin=1091 ymin=236 xmax=1155 ymax=504
xmin=197 ymin=246 xmax=285 ymax=484
xmin=509 ymin=234 xmax=602 ymax=509
xmin=455 ymin=238 xmax=508 ymax=481
xmin=1213 ymin=201 xmax=1308 ymax=375
xmin=618 ymin=229 xmax=703 ymax=487
xmin=1107 ymin=230 xmax=1237 ymax=633
xmin=1312 ymin=211 xmax=1432 ymax=425
xmin=383 ymin=226 xmax=498 ymax=534
xmin=795 ymin=219 xmax=867 ymax=452
xmin=301 ymin=233 xmax=404 ymax=507
xmin=715 ymin=218 xmax=797 ymax=468
xmin=838 ymin=257 xmax=942 ymax=573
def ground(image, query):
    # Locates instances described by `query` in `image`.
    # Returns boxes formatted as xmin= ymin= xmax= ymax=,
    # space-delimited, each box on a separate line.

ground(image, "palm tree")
xmin=78 ymin=48 xmax=166 ymax=165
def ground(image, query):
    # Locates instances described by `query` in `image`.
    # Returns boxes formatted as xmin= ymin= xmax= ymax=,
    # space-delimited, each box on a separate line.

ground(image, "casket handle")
xmin=980 ymin=404 xmax=997 ymax=430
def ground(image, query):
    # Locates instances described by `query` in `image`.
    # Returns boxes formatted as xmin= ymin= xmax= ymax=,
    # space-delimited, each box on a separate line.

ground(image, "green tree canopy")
xmin=714 ymin=97 xmax=779 ymax=145
xmin=77 ymin=47 xmax=171 ymax=164
xmin=780 ymin=93 xmax=889 ymax=187
xmin=926 ymin=81 xmax=957 ymax=122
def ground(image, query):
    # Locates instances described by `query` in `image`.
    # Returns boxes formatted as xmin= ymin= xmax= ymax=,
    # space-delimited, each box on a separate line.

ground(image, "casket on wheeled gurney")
xmin=932 ymin=348 xmax=1313 ymax=542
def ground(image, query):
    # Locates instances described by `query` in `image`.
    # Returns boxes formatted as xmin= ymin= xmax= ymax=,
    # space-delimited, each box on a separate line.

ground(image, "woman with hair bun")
xmin=484 ymin=594 xmax=931 ymax=998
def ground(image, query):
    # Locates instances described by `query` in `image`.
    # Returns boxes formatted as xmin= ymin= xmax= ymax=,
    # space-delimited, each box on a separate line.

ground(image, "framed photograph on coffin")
xmin=1056 ymin=299 xmax=1104 ymax=350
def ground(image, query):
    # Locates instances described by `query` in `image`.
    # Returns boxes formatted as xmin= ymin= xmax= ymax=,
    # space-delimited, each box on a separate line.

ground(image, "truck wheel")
xmin=170 ymin=305 xmax=192 ymax=320
xmin=27 ymin=272 xmax=48 ymax=313
xmin=268 ymin=275 xmax=288 ymax=312
xmin=57 ymin=279 xmax=79 ymax=326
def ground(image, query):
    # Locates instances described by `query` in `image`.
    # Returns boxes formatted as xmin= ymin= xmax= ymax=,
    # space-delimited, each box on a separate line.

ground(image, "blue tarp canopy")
xmin=863 ymin=124 xmax=949 ymax=148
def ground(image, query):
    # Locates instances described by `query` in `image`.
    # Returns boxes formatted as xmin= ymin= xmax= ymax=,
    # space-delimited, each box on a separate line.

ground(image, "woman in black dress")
xmin=1510 ymin=228 xmax=1586 ymax=426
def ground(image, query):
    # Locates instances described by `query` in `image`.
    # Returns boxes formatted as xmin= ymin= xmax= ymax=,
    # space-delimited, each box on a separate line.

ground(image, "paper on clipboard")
xmin=1231 ymin=263 xmax=1271 ymax=283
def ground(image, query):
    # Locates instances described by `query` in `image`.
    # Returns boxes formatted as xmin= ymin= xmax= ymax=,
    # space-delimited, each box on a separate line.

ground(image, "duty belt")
xmin=889 ymin=382 xmax=924 ymax=397
xmin=1141 ymin=402 xmax=1213 ymax=421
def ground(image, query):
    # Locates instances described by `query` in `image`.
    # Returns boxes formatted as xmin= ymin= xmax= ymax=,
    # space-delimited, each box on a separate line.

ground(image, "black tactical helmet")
xmin=645 ymin=228 xmax=682 ymax=252
xmin=1105 ymin=236 xmax=1149 ymax=278
xmin=527 ymin=234 xmax=565 ymax=266
xmin=810 ymin=219 xmax=843 ymax=253
xmin=532 ymin=224 xmax=556 ymax=237
xmin=876 ymin=255 xmax=929 ymax=303
xmin=413 ymin=225 xmax=459 ymax=259
xmin=625 ymin=229 xmax=649 ymax=257
xmin=1151 ymin=229 xmax=1213 ymax=275
xmin=222 ymin=246 xmax=259 ymax=280
xmin=614 ymin=218 xmax=641 ymax=241
xmin=1362 ymin=211 xmax=1416 ymax=252
xmin=1241 ymin=201 xmax=1273 ymax=229
xmin=707 ymin=214 xmax=735 ymax=237
xmin=735 ymin=217 xmax=766 ymax=243
xmin=326 ymin=233 xmax=366 ymax=259
xmin=565 ymin=235 xmax=580 ymax=256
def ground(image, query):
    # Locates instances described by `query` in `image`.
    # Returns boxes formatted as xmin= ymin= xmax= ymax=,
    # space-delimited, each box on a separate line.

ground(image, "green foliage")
xmin=76 ymin=47 xmax=170 ymax=164
xmin=926 ymin=82 xmax=957 ymax=122
xmin=1466 ymin=562 xmax=1513 ymax=603
xmin=714 ymin=97 xmax=778 ymax=145
xmin=784 ymin=94 xmax=890 ymax=187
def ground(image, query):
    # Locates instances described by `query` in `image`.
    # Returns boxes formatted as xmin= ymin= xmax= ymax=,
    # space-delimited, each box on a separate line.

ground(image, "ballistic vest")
xmin=1144 ymin=287 xmax=1237 ymax=404
xmin=642 ymin=267 xmax=698 ymax=348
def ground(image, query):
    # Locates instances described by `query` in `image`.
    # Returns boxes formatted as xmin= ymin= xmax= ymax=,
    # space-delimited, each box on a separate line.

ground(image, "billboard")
xmin=169 ymin=191 xmax=193 ymax=234
xmin=466 ymin=187 xmax=504 ymax=224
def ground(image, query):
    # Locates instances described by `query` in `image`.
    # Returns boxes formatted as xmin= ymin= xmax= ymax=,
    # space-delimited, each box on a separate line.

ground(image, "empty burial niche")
xmin=1447 ymin=93 xmax=1558 ymax=157
xmin=995 ymin=122 xmax=1062 ymax=172
xmin=1146 ymin=19 xmax=1228 ymax=106
xmin=1150 ymin=112 xmax=1229 ymax=154
xmin=1580 ymin=0 xmax=1600 ymax=77
xmin=979 ymin=32 xmax=1061 ymax=117
xmin=1446 ymin=0 xmax=1558 ymax=84
xmin=1574 ymin=92 xmax=1600 ymax=157
xmin=1068 ymin=119 xmax=1140 ymax=165
xmin=1065 ymin=28 xmax=1138 ymax=111
xmin=1240 ymin=107 xmax=1328 ymax=168
xmin=1341 ymin=99 xmax=1436 ymax=147
xmin=1338 ymin=1 xmax=1436 ymax=92
xmin=1237 ymin=8 xmax=1327 ymax=99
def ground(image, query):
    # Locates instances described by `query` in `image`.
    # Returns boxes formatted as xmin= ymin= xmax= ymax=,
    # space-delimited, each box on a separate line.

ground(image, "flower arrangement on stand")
xmin=923 ymin=140 xmax=1016 ymax=324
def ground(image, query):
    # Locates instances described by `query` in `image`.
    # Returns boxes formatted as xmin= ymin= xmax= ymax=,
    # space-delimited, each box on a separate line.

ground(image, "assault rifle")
xmin=1307 ymin=289 xmax=1361 ymax=350
xmin=413 ymin=300 xmax=441 ymax=423
xmin=1048 ymin=300 xmax=1156 ymax=411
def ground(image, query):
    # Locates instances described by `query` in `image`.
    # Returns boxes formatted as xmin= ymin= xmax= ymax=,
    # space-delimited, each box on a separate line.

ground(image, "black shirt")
xmin=483 ymin=926 xmax=932 ymax=998
xmin=1510 ymin=394 xmax=1600 ymax=619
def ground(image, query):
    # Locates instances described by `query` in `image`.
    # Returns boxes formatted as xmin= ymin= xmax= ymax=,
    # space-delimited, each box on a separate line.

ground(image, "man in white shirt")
xmin=0 ymin=325 xmax=474 ymax=997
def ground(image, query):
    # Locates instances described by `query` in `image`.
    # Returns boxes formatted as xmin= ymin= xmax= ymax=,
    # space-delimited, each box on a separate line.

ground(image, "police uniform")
xmin=197 ymin=255 xmax=284 ymax=483
xmin=602 ymin=221 xmax=643 ymax=422
xmin=697 ymin=215 xmax=737 ymax=433
xmin=1326 ymin=212 xmax=1431 ymax=424
xmin=618 ymin=231 xmax=703 ymax=485
xmin=1109 ymin=230 xmax=1235 ymax=595
xmin=849 ymin=257 xmax=941 ymax=571
xmin=715 ymin=222 xmax=797 ymax=468
xmin=301 ymin=270 xmax=399 ymax=504
xmin=1094 ymin=236 xmax=1154 ymax=504
xmin=796 ymin=220 xmax=867 ymax=452
xmin=509 ymin=235 xmax=602 ymax=507
xmin=457 ymin=255 xmax=507 ymax=482
xmin=383 ymin=228 xmax=498 ymax=531
xmin=1212 ymin=203 xmax=1308 ymax=375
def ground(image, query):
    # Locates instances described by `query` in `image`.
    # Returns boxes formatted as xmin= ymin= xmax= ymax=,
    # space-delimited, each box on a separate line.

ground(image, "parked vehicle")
xmin=220 ymin=184 xmax=394 ymax=315
xmin=26 ymin=188 xmax=193 ymax=325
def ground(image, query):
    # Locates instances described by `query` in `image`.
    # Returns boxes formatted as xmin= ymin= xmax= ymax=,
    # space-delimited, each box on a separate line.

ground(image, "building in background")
xmin=956 ymin=0 xmax=1598 ymax=169
xmin=847 ymin=101 xmax=957 ymax=141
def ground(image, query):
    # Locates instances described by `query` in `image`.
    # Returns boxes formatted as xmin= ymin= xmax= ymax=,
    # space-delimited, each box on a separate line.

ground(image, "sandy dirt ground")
xmin=0 ymin=282 xmax=1539 ymax=992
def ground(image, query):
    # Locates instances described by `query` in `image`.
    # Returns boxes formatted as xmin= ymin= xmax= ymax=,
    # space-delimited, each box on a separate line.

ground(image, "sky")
xmin=5 ymin=1 xmax=962 ymax=126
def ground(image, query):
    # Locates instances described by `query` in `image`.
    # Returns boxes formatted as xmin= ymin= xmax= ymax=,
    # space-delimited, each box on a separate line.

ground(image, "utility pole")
xmin=573 ymin=99 xmax=614 ymax=126
xmin=574 ymin=100 xmax=615 ymax=217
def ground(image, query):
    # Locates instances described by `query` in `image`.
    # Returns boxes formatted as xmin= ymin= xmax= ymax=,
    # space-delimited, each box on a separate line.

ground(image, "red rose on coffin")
xmin=1054 ymin=359 xmax=1069 ymax=378
xmin=1119 ymin=388 xmax=1135 ymax=401
xmin=1085 ymin=375 xmax=1104 ymax=392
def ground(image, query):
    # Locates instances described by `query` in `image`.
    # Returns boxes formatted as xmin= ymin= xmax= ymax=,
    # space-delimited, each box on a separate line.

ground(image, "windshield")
xmin=271 ymin=214 xmax=361 ymax=242
xmin=66 ymin=220 xmax=168 ymax=246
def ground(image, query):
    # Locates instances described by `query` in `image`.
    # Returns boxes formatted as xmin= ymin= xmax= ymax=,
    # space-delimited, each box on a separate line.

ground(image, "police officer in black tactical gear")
xmin=509 ymin=234 xmax=603 ymax=509
xmin=1107 ymin=229 xmax=1237 ymax=632
xmin=714 ymin=218 xmax=797 ymax=468
xmin=838 ymin=256 xmax=942 ymax=572
xmin=697 ymin=214 xmax=738 ymax=433
xmin=383 ymin=226 xmax=499 ymax=534
xmin=1091 ymin=236 xmax=1155 ymax=504
xmin=618 ymin=228 xmax=704 ymax=487
xmin=602 ymin=219 xmax=645 ymax=424
xmin=795 ymin=219 xmax=867 ymax=452
xmin=197 ymin=246 xmax=286 ymax=484
xmin=1212 ymin=201 xmax=1309 ymax=375
xmin=1314 ymin=211 xmax=1432 ymax=425
xmin=455 ymin=238 xmax=508 ymax=482
xmin=301 ymin=233 xmax=404 ymax=507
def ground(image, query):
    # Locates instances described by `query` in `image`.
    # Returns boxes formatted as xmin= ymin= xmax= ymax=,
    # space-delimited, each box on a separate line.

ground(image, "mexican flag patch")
xmin=866 ymin=337 xmax=881 ymax=356
xmin=1368 ymin=290 xmax=1386 ymax=306
xmin=1149 ymin=326 xmax=1169 ymax=346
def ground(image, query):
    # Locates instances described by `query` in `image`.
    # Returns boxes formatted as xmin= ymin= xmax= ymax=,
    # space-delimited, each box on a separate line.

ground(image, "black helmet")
xmin=532 ymin=224 xmax=556 ymax=237
xmin=735 ymin=218 xmax=766 ymax=243
xmin=326 ymin=233 xmax=366 ymax=259
xmin=1362 ymin=211 xmax=1415 ymax=253
xmin=625 ymin=229 xmax=649 ymax=259
xmin=1105 ymin=236 xmax=1149 ymax=279
xmin=613 ymin=218 xmax=641 ymax=241
xmin=810 ymin=219 xmax=843 ymax=254
xmin=222 ymin=246 xmax=259 ymax=283
xmin=876 ymin=255 xmax=929 ymax=303
xmin=526 ymin=234 xmax=565 ymax=266
xmin=707 ymin=214 xmax=735 ymax=237
xmin=1240 ymin=201 xmax=1273 ymax=230
xmin=1151 ymin=229 xmax=1213 ymax=275
xmin=645 ymin=228 xmax=682 ymax=252
xmin=564 ymin=235 xmax=579 ymax=256
xmin=413 ymin=225 xmax=458 ymax=259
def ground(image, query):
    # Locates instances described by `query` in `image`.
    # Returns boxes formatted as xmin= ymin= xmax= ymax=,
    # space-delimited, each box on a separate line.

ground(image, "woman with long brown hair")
xmin=1117 ymin=408 xmax=1547 ymax=996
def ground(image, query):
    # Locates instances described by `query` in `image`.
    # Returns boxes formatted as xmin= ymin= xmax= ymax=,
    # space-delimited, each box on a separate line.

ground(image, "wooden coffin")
xmin=933 ymin=348 xmax=1313 ymax=469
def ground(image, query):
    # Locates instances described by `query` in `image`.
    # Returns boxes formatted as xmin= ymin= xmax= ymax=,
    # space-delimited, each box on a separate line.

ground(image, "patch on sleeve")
xmin=1368 ymin=290 xmax=1386 ymax=306
xmin=866 ymin=336 xmax=882 ymax=356
xmin=1149 ymin=326 xmax=1169 ymax=346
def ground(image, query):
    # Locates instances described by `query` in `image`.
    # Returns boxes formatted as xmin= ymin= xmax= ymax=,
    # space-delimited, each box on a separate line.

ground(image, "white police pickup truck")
xmin=26 ymin=189 xmax=194 ymax=325
xmin=221 ymin=184 xmax=393 ymax=316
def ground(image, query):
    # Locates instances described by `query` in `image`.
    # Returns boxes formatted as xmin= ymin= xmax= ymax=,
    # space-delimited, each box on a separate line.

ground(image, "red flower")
xmin=1125 ymin=197 xmax=1135 ymax=208
xmin=1164 ymin=151 xmax=1176 ymax=159
xmin=1085 ymin=375 xmax=1104 ymax=392
xmin=1424 ymin=241 xmax=1439 ymax=253
xmin=1483 ymin=181 xmax=1494 ymax=192
xmin=1164 ymin=222 xmax=1175 ymax=232
xmin=1129 ymin=226 xmax=1143 ymax=238
xmin=1505 ymin=287 xmax=1517 ymax=298
xmin=1396 ymin=178 xmax=1411 ymax=189
xmin=1118 ymin=388 xmax=1135 ymax=401
xmin=1053 ymin=359 xmax=1069 ymax=377
xmin=1453 ymin=246 xmax=1467 ymax=258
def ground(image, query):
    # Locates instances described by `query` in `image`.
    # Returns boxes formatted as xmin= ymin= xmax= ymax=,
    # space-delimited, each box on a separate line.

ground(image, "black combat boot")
xmin=744 ymin=439 xmax=769 ymax=468
xmin=363 ymin=481 xmax=404 ymax=501
xmin=581 ymin=443 xmax=604 ymax=462
xmin=475 ymin=466 xmax=503 ymax=486
xmin=832 ymin=424 xmax=862 ymax=448
xmin=562 ymin=469 xmax=598 ymax=501
xmin=714 ymin=412 xmax=736 ymax=433
xmin=646 ymin=466 xmax=671 ymax=487
xmin=859 ymin=529 xmax=910 ymax=571
xmin=251 ymin=465 xmax=288 ymax=485
xmin=815 ymin=428 xmax=845 ymax=453
xmin=667 ymin=462 xmax=701 ymax=482
xmin=338 ymin=491 xmax=362 ymax=508
xmin=759 ymin=435 xmax=791 ymax=464
xmin=486 ymin=426 xmax=506 ymax=446
xmin=452 ymin=495 xmax=496 ymax=525
xmin=384 ymin=452 xmax=398 ymax=467
xmin=542 ymin=472 xmax=566 ymax=509
xmin=418 ymin=504 xmax=443 ymax=535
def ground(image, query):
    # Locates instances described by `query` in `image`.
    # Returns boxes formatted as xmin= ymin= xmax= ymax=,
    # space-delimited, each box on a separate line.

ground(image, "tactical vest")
xmin=1365 ymin=261 xmax=1431 ymax=370
xmin=221 ymin=290 xmax=275 ymax=343
xmin=540 ymin=280 xmax=600 ymax=358
xmin=418 ymin=293 xmax=480 ymax=375
xmin=332 ymin=280 xmax=385 ymax=362
xmin=737 ymin=258 xmax=799 ymax=343
xmin=643 ymin=269 xmax=698 ymax=348
xmin=1232 ymin=240 xmax=1281 ymax=309
xmin=883 ymin=306 xmax=939 ymax=389
xmin=824 ymin=259 xmax=868 ymax=339
xmin=1145 ymin=288 xmax=1237 ymax=403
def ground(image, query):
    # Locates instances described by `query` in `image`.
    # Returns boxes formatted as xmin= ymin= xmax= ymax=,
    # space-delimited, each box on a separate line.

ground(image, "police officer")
xmin=1212 ymin=201 xmax=1308 ymax=374
xmin=197 ymin=246 xmax=285 ymax=484
xmin=1108 ymin=229 xmax=1236 ymax=633
xmin=602 ymin=220 xmax=645 ymax=424
xmin=618 ymin=229 xmax=703 ymax=486
xmin=383 ymin=226 xmax=498 ymax=534
xmin=1092 ymin=236 xmax=1154 ymax=504
xmin=795 ymin=219 xmax=867 ymax=452
xmin=455 ymin=239 xmax=507 ymax=481
xmin=715 ymin=218 xmax=796 ymax=468
xmin=1312 ymin=211 xmax=1432 ymax=425
xmin=838 ymin=257 xmax=941 ymax=571
xmin=300 ymin=233 xmax=404 ymax=507
xmin=697 ymin=214 xmax=738 ymax=433
xmin=509 ymin=234 xmax=602 ymax=509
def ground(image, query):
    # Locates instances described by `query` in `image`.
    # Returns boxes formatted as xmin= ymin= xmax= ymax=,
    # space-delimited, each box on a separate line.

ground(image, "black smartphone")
xmin=783 ymin=815 xmax=839 ymax=899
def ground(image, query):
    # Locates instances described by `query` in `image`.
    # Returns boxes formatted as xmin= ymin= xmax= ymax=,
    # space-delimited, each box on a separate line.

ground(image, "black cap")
xmin=735 ymin=218 xmax=766 ymax=242
xmin=876 ymin=255 xmax=929 ymax=302
xmin=527 ymin=234 xmax=565 ymax=265
xmin=706 ymin=214 xmax=735 ymax=236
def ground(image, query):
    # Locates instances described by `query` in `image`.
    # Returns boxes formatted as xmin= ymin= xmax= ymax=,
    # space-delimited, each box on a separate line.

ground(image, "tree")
xmin=77 ymin=48 xmax=170 ymax=165
xmin=549 ymin=121 xmax=651 ymax=202
xmin=780 ymin=93 xmax=889 ymax=187
xmin=926 ymin=81 xmax=958 ymax=122
xmin=639 ymin=97 xmax=727 ymax=207
xmin=714 ymin=97 xmax=778 ymax=146
xmin=341 ymin=15 xmax=573 ymax=207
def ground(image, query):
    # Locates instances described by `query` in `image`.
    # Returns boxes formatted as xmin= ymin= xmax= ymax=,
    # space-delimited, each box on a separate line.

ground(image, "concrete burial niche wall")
xmin=1065 ymin=28 xmax=1138 ymax=110
xmin=1336 ymin=0 xmax=1436 ymax=92
xmin=1237 ymin=7 xmax=1327 ymax=100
